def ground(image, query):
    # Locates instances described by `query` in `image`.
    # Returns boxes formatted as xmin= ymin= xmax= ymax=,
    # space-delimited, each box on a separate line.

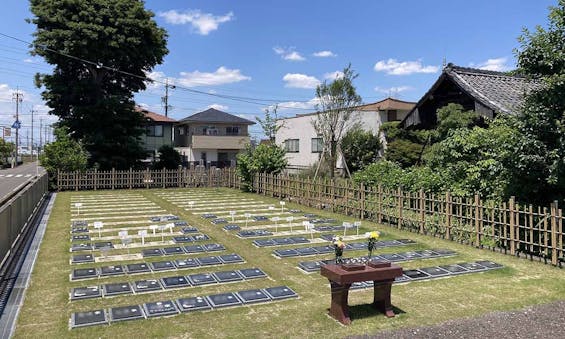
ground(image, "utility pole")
xmin=12 ymin=88 xmax=23 ymax=166
xmin=30 ymin=108 xmax=34 ymax=160
xmin=39 ymin=118 xmax=42 ymax=156
xmin=161 ymin=78 xmax=175 ymax=117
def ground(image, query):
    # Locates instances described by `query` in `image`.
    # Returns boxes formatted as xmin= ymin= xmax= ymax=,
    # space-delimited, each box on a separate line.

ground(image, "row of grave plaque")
xmin=70 ymin=233 xmax=211 ymax=253
xmin=345 ymin=261 xmax=504 ymax=289
xmin=272 ymin=239 xmax=417 ymax=258
xmin=71 ymin=253 xmax=245 ymax=281
xmin=70 ymin=285 xmax=298 ymax=329
xmin=71 ymin=267 xmax=269 ymax=301
xmin=297 ymin=249 xmax=457 ymax=272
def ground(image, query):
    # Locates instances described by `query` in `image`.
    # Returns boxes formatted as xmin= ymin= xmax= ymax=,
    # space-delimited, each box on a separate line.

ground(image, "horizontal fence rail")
xmin=0 ymin=174 xmax=49 ymax=268
xmin=56 ymin=169 xmax=564 ymax=266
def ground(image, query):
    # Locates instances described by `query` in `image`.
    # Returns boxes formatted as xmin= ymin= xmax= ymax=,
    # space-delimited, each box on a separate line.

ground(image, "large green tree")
xmin=29 ymin=0 xmax=168 ymax=169
xmin=236 ymin=144 xmax=287 ymax=191
xmin=514 ymin=0 xmax=565 ymax=204
xmin=340 ymin=128 xmax=381 ymax=173
xmin=312 ymin=64 xmax=362 ymax=178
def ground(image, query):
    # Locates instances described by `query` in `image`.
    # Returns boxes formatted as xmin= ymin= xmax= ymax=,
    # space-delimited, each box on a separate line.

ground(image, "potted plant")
xmin=332 ymin=236 xmax=345 ymax=264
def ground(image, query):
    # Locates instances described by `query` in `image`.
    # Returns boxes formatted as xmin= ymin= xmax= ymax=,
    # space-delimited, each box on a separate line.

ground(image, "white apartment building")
xmin=275 ymin=98 xmax=415 ymax=170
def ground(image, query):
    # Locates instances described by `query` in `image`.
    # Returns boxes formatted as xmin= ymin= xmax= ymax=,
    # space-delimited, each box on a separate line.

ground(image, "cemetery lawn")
xmin=13 ymin=188 xmax=565 ymax=338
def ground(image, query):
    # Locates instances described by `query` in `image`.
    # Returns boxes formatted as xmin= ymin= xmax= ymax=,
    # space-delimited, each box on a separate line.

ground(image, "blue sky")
xmin=0 ymin=0 xmax=557 ymax=141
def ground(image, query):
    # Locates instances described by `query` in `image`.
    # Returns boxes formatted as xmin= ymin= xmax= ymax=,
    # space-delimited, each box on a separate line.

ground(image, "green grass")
xmin=13 ymin=187 xmax=565 ymax=338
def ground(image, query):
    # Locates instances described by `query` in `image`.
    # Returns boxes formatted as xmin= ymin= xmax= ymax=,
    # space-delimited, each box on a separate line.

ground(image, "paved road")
xmin=0 ymin=162 xmax=44 ymax=202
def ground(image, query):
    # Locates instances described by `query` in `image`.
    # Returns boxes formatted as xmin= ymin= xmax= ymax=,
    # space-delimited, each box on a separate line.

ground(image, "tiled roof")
xmin=356 ymin=97 xmax=416 ymax=111
xmin=444 ymin=65 xmax=542 ymax=115
xmin=282 ymin=97 xmax=415 ymax=120
xmin=179 ymin=108 xmax=255 ymax=125
xmin=135 ymin=106 xmax=176 ymax=123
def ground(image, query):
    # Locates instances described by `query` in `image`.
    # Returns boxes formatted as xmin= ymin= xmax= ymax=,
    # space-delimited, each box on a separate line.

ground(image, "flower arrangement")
xmin=332 ymin=236 xmax=345 ymax=264
xmin=366 ymin=231 xmax=380 ymax=258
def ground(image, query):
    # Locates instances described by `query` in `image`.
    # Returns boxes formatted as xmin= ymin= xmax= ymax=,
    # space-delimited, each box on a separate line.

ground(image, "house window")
xmin=226 ymin=126 xmax=240 ymax=136
xmin=387 ymin=110 xmax=398 ymax=121
xmin=146 ymin=125 xmax=163 ymax=137
xmin=284 ymin=139 xmax=299 ymax=153
xmin=179 ymin=126 xmax=184 ymax=135
xmin=311 ymin=138 xmax=323 ymax=153
xmin=204 ymin=126 xmax=218 ymax=135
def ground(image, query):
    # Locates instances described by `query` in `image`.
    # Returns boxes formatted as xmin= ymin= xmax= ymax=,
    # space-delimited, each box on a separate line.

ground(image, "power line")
xmin=0 ymin=32 xmax=318 ymax=111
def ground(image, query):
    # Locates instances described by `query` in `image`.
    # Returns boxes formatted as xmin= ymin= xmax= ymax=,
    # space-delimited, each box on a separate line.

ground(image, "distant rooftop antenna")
xmin=442 ymin=57 xmax=447 ymax=69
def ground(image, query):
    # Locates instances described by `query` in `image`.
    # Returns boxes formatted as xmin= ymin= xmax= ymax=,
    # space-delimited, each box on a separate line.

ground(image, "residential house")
xmin=275 ymin=97 xmax=415 ymax=170
xmin=137 ymin=106 xmax=176 ymax=157
xmin=174 ymin=108 xmax=255 ymax=167
xmin=400 ymin=64 xmax=541 ymax=129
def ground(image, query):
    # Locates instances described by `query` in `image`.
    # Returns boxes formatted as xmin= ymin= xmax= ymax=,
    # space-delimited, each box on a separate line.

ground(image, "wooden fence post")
xmin=509 ymin=196 xmax=516 ymax=255
xmin=551 ymin=201 xmax=558 ymax=265
xmin=75 ymin=170 xmax=79 ymax=191
xmin=360 ymin=183 xmax=366 ymax=220
xmin=377 ymin=185 xmax=383 ymax=223
xmin=445 ymin=191 xmax=451 ymax=240
xmin=93 ymin=169 xmax=97 ymax=190
xmin=419 ymin=189 xmax=425 ymax=234
xmin=397 ymin=187 xmax=403 ymax=229
xmin=475 ymin=194 xmax=481 ymax=247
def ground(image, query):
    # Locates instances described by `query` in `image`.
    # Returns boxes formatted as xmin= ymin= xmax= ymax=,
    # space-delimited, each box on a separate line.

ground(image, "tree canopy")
xmin=340 ymin=128 xmax=381 ymax=173
xmin=40 ymin=126 xmax=88 ymax=175
xmin=29 ymin=0 xmax=168 ymax=170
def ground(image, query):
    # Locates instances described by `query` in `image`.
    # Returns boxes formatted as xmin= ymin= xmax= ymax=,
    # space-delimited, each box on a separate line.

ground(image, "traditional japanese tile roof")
xmin=178 ymin=108 xmax=255 ymax=125
xmin=444 ymin=64 xmax=542 ymax=115
xmin=135 ymin=106 xmax=176 ymax=123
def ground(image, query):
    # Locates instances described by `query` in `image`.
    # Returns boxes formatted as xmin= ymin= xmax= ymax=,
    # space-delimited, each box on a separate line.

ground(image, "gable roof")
xmin=281 ymin=97 xmax=416 ymax=120
xmin=178 ymin=108 xmax=255 ymax=125
xmin=400 ymin=64 xmax=542 ymax=127
xmin=135 ymin=106 xmax=176 ymax=123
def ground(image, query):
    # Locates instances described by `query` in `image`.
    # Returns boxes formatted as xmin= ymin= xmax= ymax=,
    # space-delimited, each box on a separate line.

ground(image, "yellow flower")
xmin=369 ymin=231 xmax=380 ymax=239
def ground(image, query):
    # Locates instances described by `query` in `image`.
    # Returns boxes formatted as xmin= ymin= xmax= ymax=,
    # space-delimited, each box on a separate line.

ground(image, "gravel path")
xmin=350 ymin=300 xmax=565 ymax=339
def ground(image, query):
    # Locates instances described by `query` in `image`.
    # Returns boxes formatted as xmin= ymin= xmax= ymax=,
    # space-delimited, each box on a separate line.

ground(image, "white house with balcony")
xmin=275 ymin=98 xmax=415 ymax=170
xmin=174 ymin=108 xmax=255 ymax=167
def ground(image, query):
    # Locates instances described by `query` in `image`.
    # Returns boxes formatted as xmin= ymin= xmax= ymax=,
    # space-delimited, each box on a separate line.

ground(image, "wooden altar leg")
xmin=328 ymin=281 xmax=352 ymax=325
xmin=372 ymin=280 xmax=395 ymax=317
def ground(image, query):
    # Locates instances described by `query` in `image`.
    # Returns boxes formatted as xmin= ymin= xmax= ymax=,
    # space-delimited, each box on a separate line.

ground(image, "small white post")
xmin=149 ymin=224 xmax=158 ymax=236
xmin=167 ymin=223 xmax=175 ymax=234
xmin=229 ymin=210 xmax=236 ymax=222
xmin=287 ymin=216 xmax=293 ymax=233
xmin=138 ymin=230 xmax=147 ymax=245
xmin=93 ymin=221 xmax=103 ymax=238
xmin=244 ymin=213 xmax=251 ymax=227
xmin=74 ymin=202 xmax=82 ymax=216
xmin=354 ymin=221 xmax=361 ymax=236
xmin=343 ymin=222 xmax=351 ymax=237
xmin=159 ymin=225 xmax=167 ymax=243
xmin=280 ymin=201 xmax=286 ymax=213
xmin=188 ymin=201 xmax=195 ymax=209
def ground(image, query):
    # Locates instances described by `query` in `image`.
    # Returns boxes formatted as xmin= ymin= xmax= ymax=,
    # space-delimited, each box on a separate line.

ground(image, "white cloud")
xmin=323 ymin=71 xmax=344 ymax=80
xmin=273 ymin=46 xmax=305 ymax=61
xmin=313 ymin=50 xmax=336 ymax=58
xmin=282 ymin=73 xmax=321 ymax=89
xmin=470 ymin=57 xmax=511 ymax=72
xmin=374 ymin=86 xmax=413 ymax=94
xmin=177 ymin=66 xmax=251 ymax=87
xmin=158 ymin=9 xmax=234 ymax=35
xmin=207 ymin=103 xmax=229 ymax=111
xmin=269 ymin=98 xmax=320 ymax=112
xmin=374 ymin=59 xmax=439 ymax=75
xmin=144 ymin=71 xmax=168 ymax=90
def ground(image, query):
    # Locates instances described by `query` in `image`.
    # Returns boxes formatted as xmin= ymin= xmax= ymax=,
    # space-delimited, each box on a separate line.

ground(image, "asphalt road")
xmin=0 ymin=161 xmax=45 ymax=202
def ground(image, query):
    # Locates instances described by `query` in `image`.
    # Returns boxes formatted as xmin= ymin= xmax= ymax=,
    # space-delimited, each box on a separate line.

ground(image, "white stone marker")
xmin=343 ymin=222 xmax=352 ymax=237
xmin=286 ymin=216 xmax=293 ymax=232
xmin=272 ymin=216 xmax=280 ymax=233
xmin=93 ymin=221 xmax=104 ymax=238
xmin=167 ymin=223 xmax=175 ymax=234
xmin=354 ymin=221 xmax=362 ymax=236
xmin=74 ymin=202 xmax=83 ymax=215
xmin=118 ymin=230 xmax=128 ymax=239
xmin=138 ymin=230 xmax=147 ymax=245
